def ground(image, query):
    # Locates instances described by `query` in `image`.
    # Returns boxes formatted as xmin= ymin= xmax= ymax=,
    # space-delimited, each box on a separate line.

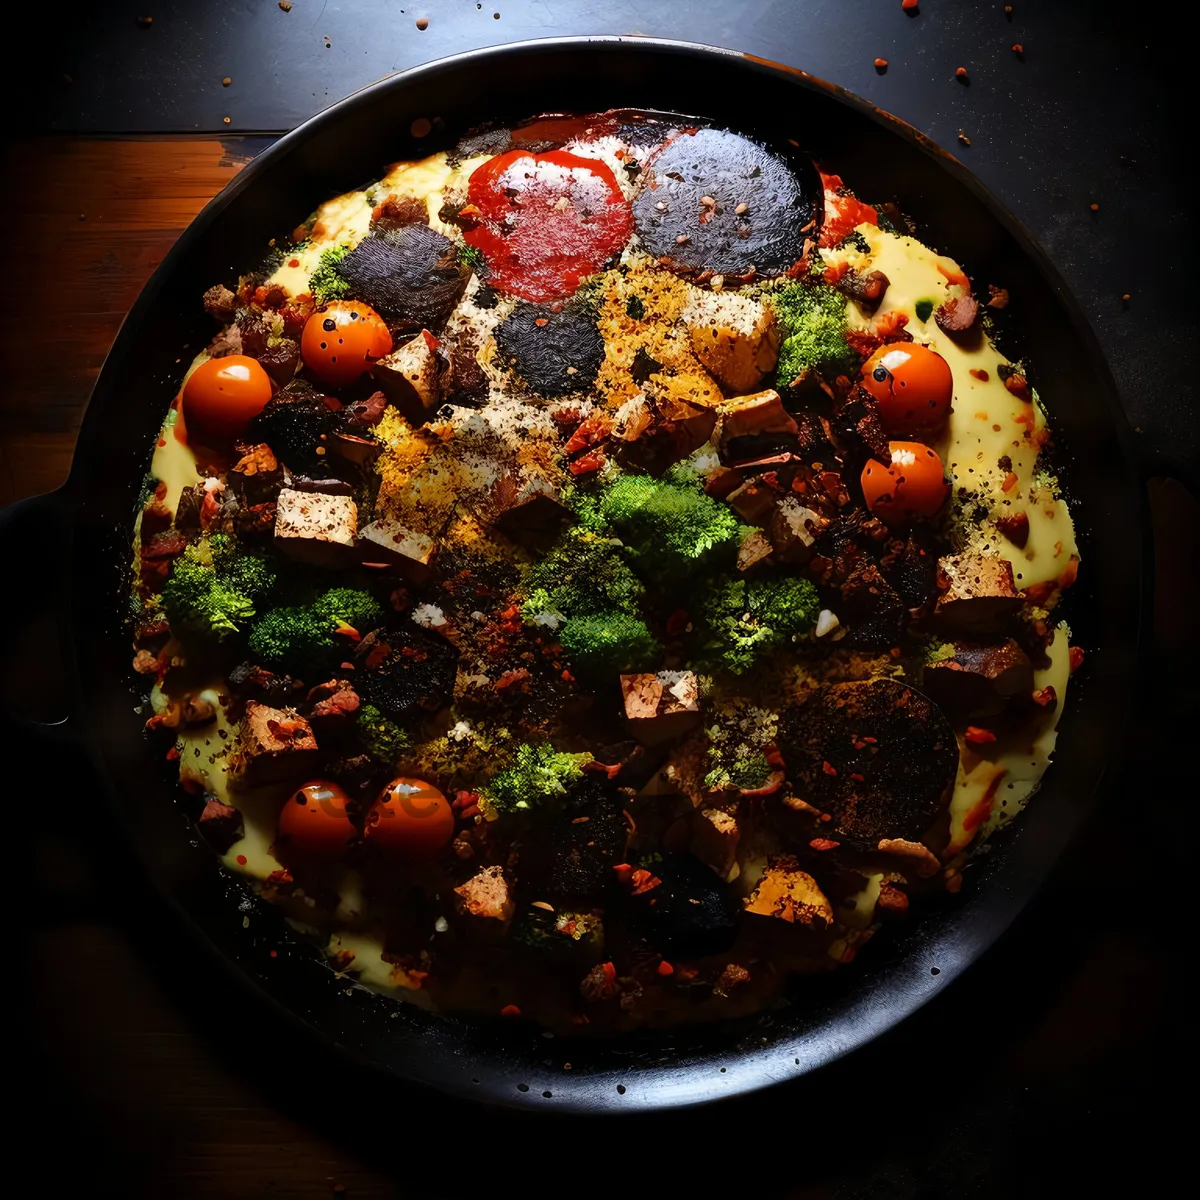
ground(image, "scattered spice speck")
xmin=222 ymin=77 xmax=231 ymax=87
xmin=416 ymin=15 xmax=429 ymax=29
xmin=135 ymin=15 xmax=153 ymax=26
xmin=410 ymin=116 xmax=432 ymax=137
xmin=955 ymin=66 xmax=968 ymax=82
xmin=874 ymin=57 xmax=888 ymax=73
xmin=279 ymin=0 xmax=291 ymax=9
xmin=223 ymin=116 xmax=231 ymax=124
xmin=957 ymin=130 xmax=971 ymax=146
xmin=1089 ymin=202 xmax=1100 ymax=212
xmin=1121 ymin=292 xmax=1131 ymax=303
xmin=902 ymin=0 xmax=919 ymax=9
xmin=500 ymin=1003 xmax=522 ymax=1017
xmin=1012 ymin=43 xmax=1024 ymax=56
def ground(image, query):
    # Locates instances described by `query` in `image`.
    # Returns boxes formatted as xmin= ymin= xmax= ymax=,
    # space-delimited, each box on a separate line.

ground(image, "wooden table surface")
xmin=9 ymin=135 xmax=1192 ymax=1199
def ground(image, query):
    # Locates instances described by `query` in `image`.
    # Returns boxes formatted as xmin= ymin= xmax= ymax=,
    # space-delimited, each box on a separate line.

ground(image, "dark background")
xmin=11 ymin=1 xmax=1196 ymax=1195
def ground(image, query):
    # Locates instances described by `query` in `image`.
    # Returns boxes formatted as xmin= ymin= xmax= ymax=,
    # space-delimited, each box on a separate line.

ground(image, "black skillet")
xmin=1 ymin=38 xmax=1144 ymax=1113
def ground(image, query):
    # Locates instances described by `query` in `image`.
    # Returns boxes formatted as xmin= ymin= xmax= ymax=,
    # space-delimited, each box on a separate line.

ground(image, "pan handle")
xmin=0 ymin=491 xmax=75 ymax=743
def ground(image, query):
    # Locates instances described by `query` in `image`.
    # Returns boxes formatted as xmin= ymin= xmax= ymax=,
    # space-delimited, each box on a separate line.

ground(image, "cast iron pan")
xmin=1 ymin=38 xmax=1144 ymax=1113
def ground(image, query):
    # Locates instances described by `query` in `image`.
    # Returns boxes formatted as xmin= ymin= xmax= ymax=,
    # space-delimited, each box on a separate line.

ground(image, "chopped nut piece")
xmin=621 ymin=671 xmax=701 ymax=745
xmin=453 ymin=866 xmax=515 ymax=938
xmin=274 ymin=488 xmax=358 ymax=568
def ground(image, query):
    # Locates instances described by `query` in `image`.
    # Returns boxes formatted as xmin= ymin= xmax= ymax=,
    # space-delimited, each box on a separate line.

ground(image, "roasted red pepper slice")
xmin=818 ymin=169 xmax=879 ymax=249
xmin=464 ymin=148 xmax=632 ymax=302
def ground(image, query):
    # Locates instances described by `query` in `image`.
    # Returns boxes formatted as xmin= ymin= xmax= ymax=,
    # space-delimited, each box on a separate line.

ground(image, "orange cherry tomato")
xmin=180 ymin=354 xmax=273 ymax=445
xmin=859 ymin=343 xmax=953 ymax=434
xmin=275 ymin=780 xmax=355 ymax=867
xmin=860 ymin=441 xmax=950 ymax=524
xmin=364 ymin=777 xmax=454 ymax=863
xmin=301 ymin=300 xmax=392 ymax=387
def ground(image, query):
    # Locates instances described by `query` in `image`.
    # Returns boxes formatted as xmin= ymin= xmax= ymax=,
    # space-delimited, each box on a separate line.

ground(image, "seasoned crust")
xmin=776 ymin=679 xmax=959 ymax=844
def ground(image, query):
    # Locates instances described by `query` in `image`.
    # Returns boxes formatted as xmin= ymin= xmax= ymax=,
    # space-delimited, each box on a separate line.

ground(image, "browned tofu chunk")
xmin=621 ymin=671 xmax=701 ymax=745
xmin=715 ymin=389 xmax=799 ymax=462
xmin=612 ymin=390 xmax=717 ymax=472
xmin=737 ymin=529 xmax=774 ymax=572
xmin=372 ymin=329 xmax=442 ymax=425
xmin=452 ymin=866 xmax=515 ymax=939
xmin=935 ymin=553 xmax=1023 ymax=634
xmin=692 ymin=807 xmax=740 ymax=880
xmin=725 ymin=477 xmax=776 ymax=524
xmin=682 ymin=290 xmax=780 ymax=394
xmin=744 ymin=857 xmax=834 ymax=929
xmin=478 ymin=474 xmax=567 ymax=539
xmin=228 ymin=702 xmax=320 ymax=788
xmin=769 ymin=498 xmax=828 ymax=564
xmin=229 ymin=443 xmax=280 ymax=503
xmin=274 ymin=488 xmax=358 ymax=567
xmin=329 ymin=431 xmax=382 ymax=467
xmin=922 ymin=639 xmax=1035 ymax=719
xmin=356 ymin=516 xmax=437 ymax=584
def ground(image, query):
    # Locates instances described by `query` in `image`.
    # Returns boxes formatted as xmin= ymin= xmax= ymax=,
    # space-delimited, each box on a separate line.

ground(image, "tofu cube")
xmin=744 ymin=857 xmax=834 ymax=929
xmin=621 ymin=671 xmax=702 ymax=745
xmin=356 ymin=516 xmax=437 ymax=585
xmin=274 ymin=488 xmax=357 ymax=568
xmin=372 ymin=329 xmax=443 ymax=425
xmin=692 ymin=807 xmax=741 ymax=881
xmin=769 ymin=498 xmax=827 ymax=565
xmin=715 ymin=389 xmax=799 ymax=461
xmin=482 ymin=474 xmax=567 ymax=538
xmin=452 ymin=866 xmax=515 ymax=939
xmin=683 ymin=290 xmax=780 ymax=394
xmin=935 ymin=553 xmax=1024 ymax=634
xmin=228 ymin=702 xmax=320 ymax=789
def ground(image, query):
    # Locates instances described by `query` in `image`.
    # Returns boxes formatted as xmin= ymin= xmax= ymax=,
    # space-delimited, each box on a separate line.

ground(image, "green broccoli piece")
xmin=480 ymin=742 xmax=593 ymax=816
xmin=247 ymin=586 xmax=384 ymax=668
xmin=162 ymin=536 xmax=276 ymax=641
xmin=597 ymin=469 xmax=745 ymax=584
xmin=772 ymin=280 xmax=858 ymax=383
xmin=512 ymin=906 xmax=605 ymax=964
xmin=559 ymin=612 xmax=660 ymax=676
xmin=523 ymin=529 xmax=645 ymax=620
xmin=356 ymin=703 xmax=410 ymax=765
xmin=308 ymin=244 xmax=352 ymax=304
xmin=698 ymin=574 xmax=820 ymax=674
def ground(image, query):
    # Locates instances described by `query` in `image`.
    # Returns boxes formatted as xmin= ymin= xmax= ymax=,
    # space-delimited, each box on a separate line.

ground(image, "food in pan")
xmin=130 ymin=110 xmax=1080 ymax=1032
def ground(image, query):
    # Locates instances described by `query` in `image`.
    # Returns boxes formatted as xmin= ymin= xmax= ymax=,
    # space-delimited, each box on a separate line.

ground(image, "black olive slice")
xmin=493 ymin=300 xmax=604 ymax=398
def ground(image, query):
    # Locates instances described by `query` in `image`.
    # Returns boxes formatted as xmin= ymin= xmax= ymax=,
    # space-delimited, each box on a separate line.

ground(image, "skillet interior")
xmin=61 ymin=38 xmax=1142 ymax=1112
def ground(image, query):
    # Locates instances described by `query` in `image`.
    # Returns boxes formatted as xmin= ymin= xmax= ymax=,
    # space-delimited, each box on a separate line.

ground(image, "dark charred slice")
xmin=354 ymin=624 xmax=459 ymax=721
xmin=336 ymin=224 xmax=468 ymax=332
xmin=832 ymin=385 xmax=889 ymax=465
xmin=922 ymin=639 xmax=1034 ymax=720
xmin=493 ymin=300 xmax=605 ymax=398
xmin=839 ymin=561 xmax=906 ymax=649
xmin=442 ymin=326 xmax=489 ymax=405
xmin=633 ymin=127 xmax=818 ymax=281
xmin=370 ymin=193 xmax=430 ymax=233
xmin=449 ymin=124 xmax=513 ymax=164
xmin=886 ymin=529 xmax=940 ymax=612
xmin=776 ymin=679 xmax=959 ymax=844
xmin=542 ymin=774 xmax=629 ymax=899
xmin=246 ymin=380 xmax=339 ymax=475
xmin=624 ymin=853 xmax=741 ymax=957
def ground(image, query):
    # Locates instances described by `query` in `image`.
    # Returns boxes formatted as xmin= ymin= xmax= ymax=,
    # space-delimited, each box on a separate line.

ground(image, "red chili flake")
xmin=969 ymin=368 xmax=990 ymax=382
xmin=568 ymin=448 xmax=607 ymax=475
xmin=657 ymin=960 xmax=675 ymax=977
xmin=1032 ymin=685 xmax=1058 ymax=708
xmin=288 ymin=258 xmax=300 ymax=268
xmin=612 ymin=862 xmax=634 ymax=884
xmin=630 ymin=868 xmax=662 ymax=895
xmin=1069 ymin=645 xmax=1085 ymax=673
xmin=1001 ymin=471 xmax=1019 ymax=493
xmin=965 ymin=726 xmax=997 ymax=745
xmin=822 ymin=761 xmax=838 ymax=776
xmin=236 ymin=854 xmax=248 ymax=865
xmin=535 ymin=317 xmax=549 ymax=326
xmin=1012 ymin=43 xmax=1024 ymax=56
xmin=874 ymin=57 xmax=888 ymax=73
xmin=903 ymin=0 xmax=919 ymax=7
xmin=955 ymin=66 xmax=969 ymax=81
xmin=1004 ymin=373 xmax=1032 ymax=401
xmin=601 ymin=961 xmax=617 ymax=983
xmin=958 ymin=130 xmax=971 ymax=147
xmin=500 ymin=1004 xmax=522 ymax=1017
xmin=862 ymin=736 xmax=877 ymax=744
xmin=809 ymin=838 xmax=840 ymax=851
xmin=561 ymin=668 xmax=574 ymax=683
xmin=850 ymin=773 xmax=865 ymax=782
xmin=165 ymin=746 xmax=181 ymax=761
xmin=269 ymin=949 xmax=278 ymax=958
xmin=1089 ymin=202 xmax=1100 ymax=213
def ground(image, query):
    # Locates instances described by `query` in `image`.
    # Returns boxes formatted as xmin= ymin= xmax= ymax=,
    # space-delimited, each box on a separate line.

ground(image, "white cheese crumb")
xmin=411 ymin=603 xmax=447 ymax=629
xmin=815 ymin=610 xmax=841 ymax=638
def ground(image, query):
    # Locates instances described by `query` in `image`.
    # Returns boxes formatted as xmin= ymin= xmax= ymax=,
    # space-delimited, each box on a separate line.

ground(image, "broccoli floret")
xmin=247 ymin=586 xmax=384 ymax=668
xmin=480 ymin=742 xmax=593 ymax=816
xmin=698 ymin=574 xmax=820 ymax=674
xmin=523 ymin=529 xmax=645 ymax=620
xmin=512 ymin=906 xmax=605 ymax=964
xmin=597 ymin=469 xmax=745 ymax=584
xmin=772 ymin=280 xmax=858 ymax=383
xmin=308 ymin=244 xmax=352 ymax=304
xmin=559 ymin=612 xmax=660 ymax=676
xmin=162 ymin=536 xmax=276 ymax=641
xmin=356 ymin=703 xmax=410 ymax=765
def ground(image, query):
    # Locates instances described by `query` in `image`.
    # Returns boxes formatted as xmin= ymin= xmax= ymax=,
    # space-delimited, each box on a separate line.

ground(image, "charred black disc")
xmin=493 ymin=301 xmax=604 ymax=398
xmin=777 ymin=679 xmax=959 ymax=844
xmin=355 ymin=624 xmax=459 ymax=721
xmin=624 ymin=854 xmax=740 ymax=958
xmin=246 ymin=380 xmax=338 ymax=474
xmin=336 ymin=225 xmax=468 ymax=331
xmin=633 ymin=127 xmax=817 ymax=279
xmin=545 ymin=774 xmax=629 ymax=898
